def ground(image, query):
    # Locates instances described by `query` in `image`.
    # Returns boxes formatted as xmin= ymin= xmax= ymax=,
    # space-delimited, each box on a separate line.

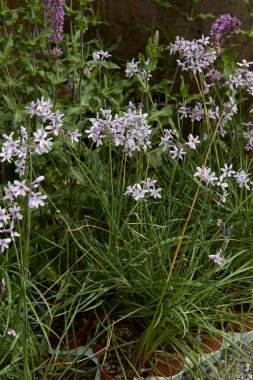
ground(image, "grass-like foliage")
xmin=0 ymin=1 xmax=253 ymax=379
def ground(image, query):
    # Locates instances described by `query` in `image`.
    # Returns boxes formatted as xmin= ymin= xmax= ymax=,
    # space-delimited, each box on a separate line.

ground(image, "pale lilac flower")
xmin=217 ymin=178 xmax=229 ymax=191
xmin=86 ymin=104 xmax=152 ymax=155
xmin=185 ymin=134 xmax=200 ymax=150
xmin=209 ymin=248 xmax=224 ymax=266
xmin=92 ymin=50 xmax=111 ymax=62
xmin=237 ymin=59 xmax=253 ymax=68
xmin=125 ymin=58 xmax=151 ymax=81
xmin=124 ymin=179 xmax=162 ymax=201
xmin=234 ymin=170 xmax=251 ymax=190
xmin=4 ymin=183 xmax=16 ymax=201
xmin=13 ymin=180 xmax=29 ymax=197
xmin=68 ymin=130 xmax=82 ymax=143
xmin=125 ymin=58 xmax=140 ymax=77
xmin=0 ymin=207 xmax=10 ymax=226
xmin=217 ymin=190 xmax=229 ymax=203
xmin=220 ymin=163 xmax=236 ymax=179
xmin=45 ymin=120 xmax=63 ymax=136
xmin=28 ymin=192 xmax=47 ymax=209
xmin=142 ymin=178 xmax=157 ymax=189
xmin=194 ymin=166 xmax=218 ymax=186
xmin=159 ymin=129 xmax=178 ymax=151
xmin=0 ymin=149 xmax=13 ymax=163
xmin=178 ymin=105 xmax=189 ymax=119
xmin=2 ymin=224 xmax=20 ymax=240
xmin=149 ymin=187 xmax=162 ymax=199
xmin=170 ymin=145 xmax=186 ymax=160
xmin=7 ymin=329 xmax=18 ymax=337
xmin=205 ymin=69 xmax=222 ymax=81
xmin=125 ymin=184 xmax=147 ymax=201
xmin=170 ymin=35 xmax=217 ymax=73
xmin=0 ymin=238 xmax=11 ymax=253
xmin=8 ymin=204 xmax=23 ymax=220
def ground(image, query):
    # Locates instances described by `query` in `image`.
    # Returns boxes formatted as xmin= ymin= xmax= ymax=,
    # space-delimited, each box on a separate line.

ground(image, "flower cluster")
xmin=227 ymin=61 xmax=253 ymax=96
xmin=210 ymin=14 xmax=241 ymax=54
xmin=0 ymin=176 xmax=47 ymax=254
xmin=84 ymin=51 xmax=112 ymax=76
xmin=124 ymin=178 xmax=161 ymax=201
xmin=194 ymin=163 xmax=252 ymax=203
xmin=125 ymin=58 xmax=152 ymax=81
xmin=170 ymin=35 xmax=217 ymax=73
xmin=160 ymin=128 xmax=200 ymax=160
xmin=92 ymin=50 xmax=111 ymax=62
xmin=179 ymin=96 xmax=238 ymax=137
xmin=85 ymin=103 xmax=152 ymax=156
xmin=0 ymin=98 xmax=81 ymax=253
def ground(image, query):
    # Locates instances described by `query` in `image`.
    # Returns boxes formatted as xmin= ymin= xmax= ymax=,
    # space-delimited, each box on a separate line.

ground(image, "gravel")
xmin=182 ymin=339 xmax=253 ymax=380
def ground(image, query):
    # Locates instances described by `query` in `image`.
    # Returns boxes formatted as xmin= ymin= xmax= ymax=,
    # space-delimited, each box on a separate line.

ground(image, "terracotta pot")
xmin=49 ymin=326 xmax=88 ymax=350
xmin=231 ymin=311 xmax=253 ymax=333
xmin=49 ymin=314 xmax=92 ymax=350
xmin=95 ymin=345 xmax=135 ymax=380
xmin=200 ymin=334 xmax=223 ymax=353
xmin=151 ymin=353 xmax=185 ymax=377
xmin=100 ymin=369 xmax=114 ymax=380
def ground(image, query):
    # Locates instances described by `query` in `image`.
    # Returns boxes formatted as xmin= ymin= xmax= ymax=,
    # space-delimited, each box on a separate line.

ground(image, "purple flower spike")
xmin=210 ymin=14 xmax=241 ymax=54
xmin=51 ymin=0 xmax=65 ymax=42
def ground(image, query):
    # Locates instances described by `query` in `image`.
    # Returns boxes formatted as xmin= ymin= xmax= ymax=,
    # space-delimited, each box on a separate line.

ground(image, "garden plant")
xmin=1 ymin=0 xmax=253 ymax=379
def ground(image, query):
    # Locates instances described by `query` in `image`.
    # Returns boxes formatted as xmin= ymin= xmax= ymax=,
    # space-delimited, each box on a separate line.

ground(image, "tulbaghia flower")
xmin=210 ymin=14 xmax=241 ymax=54
xmin=159 ymin=129 xmax=178 ymax=151
xmin=86 ymin=104 xmax=152 ymax=155
xmin=170 ymin=35 xmax=217 ymax=73
xmin=13 ymin=180 xmax=29 ymax=197
xmin=185 ymin=134 xmax=201 ymax=150
xmin=209 ymin=248 xmax=224 ymax=266
xmin=0 ymin=207 xmax=10 ymax=226
xmin=124 ymin=179 xmax=161 ymax=201
xmin=237 ymin=59 xmax=253 ymax=68
xmin=8 ymin=204 xmax=23 ymax=220
xmin=28 ymin=192 xmax=47 ymax=209
xmin=0 ymin=238 xmax=12 ymax=253
xmin=169 ymin=145 xmax=186 ymax=160
xmin=205 ymin=69 xmax=223 ymax=82
xmin=220 ymin=163 xmax=236 ymax=179
xmin=217 ymin=190 xmax=229 ymax=203
xmin=92 ymin=50 xmax=111 ymax=62
xmin=68 ymin=130 xmax=82 ymax=143
xmin=125 ymin=58 xmax=152 ymax=81
xmin=194 ymin=166 xmax=218 ymax=186
xmin=234 ymin=170 xmax=252 ymax=190
xmin=7 ymin=329 xmax=18 ymax=337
